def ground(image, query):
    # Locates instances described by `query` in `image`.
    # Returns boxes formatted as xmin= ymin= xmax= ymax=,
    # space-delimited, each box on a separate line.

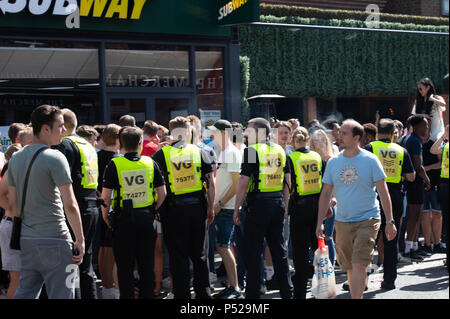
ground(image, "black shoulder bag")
xmin=10 ymin=147 xmax=47 ymax=250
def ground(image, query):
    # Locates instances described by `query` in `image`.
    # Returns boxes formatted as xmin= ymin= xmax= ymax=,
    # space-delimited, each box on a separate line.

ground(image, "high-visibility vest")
xmin=64 ymin=135 xmax=98 ymax=189
xmin=441 ymin=143 xmax=449 ymax=179
xmin=370 ymin=140 xmax=404 ymax=184
xmin=247 ymin=143 xmax=286 ymax=193
xmin=289 ymin=150 xmax=322 ymax=196
xmin=162 ymin=144 xmax=203 ymax=195
xmin=112 ymin=156 xmax=155 ymax=208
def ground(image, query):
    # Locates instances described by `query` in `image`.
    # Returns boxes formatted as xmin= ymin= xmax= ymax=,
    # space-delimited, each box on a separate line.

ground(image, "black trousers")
xmin=244 ymin=196 xmax=293 ymax=299
xmin=161 ymin=201 xmax=210 ymax=299
xmin=112 ymin=209 xmax=156 ymax=299
xmin=68 ymin=201 xmax=99 ymax=299
xmin=289 ymin=196 xmax=319 ymax=299
xmin=438 ymin=182 xmax=449 ymax=272
xmin=378 ymin=186 xmax=403 ymax=285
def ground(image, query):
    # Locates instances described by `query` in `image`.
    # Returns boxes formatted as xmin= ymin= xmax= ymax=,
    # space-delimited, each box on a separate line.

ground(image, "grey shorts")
xmin=0 ymin=218 xmax=21 ymax=272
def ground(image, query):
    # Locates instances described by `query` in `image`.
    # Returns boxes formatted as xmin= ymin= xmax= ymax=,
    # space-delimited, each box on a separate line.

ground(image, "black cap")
xmin=207 ymin=119 xmax=232 ymax=131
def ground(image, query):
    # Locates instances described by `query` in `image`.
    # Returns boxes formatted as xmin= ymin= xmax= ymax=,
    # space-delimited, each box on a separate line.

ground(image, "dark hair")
xmin=409 ymin=114 xmax=427 ymax=128
xmin=377 ymin=119 xmax=396 ymax=135
xmin=322 ymin=119 xmax=339 ymax=130
xmin=248 ymin=117 xmax=271 ymax=138
xmin=143 ymin=120 xmax=158 ymax=137
xmin=8 ymin=123 xmax=27 ymax=141
xmin=30 ymin=105 xmax=62 ymax=137
xmin=415 ymin=77 xmax=437 ymax=115
xmin=94 ymin=124 xmax=106 ymax=141
xmin=363 ymin=123 xmax=378 ymax=138
xmin=119 ymin=126 xmax=143 ymax=151
xmin=308 ymin=119 xmax=320 ymax=128
xmin=119 ymin=114 xmax=136 ymax=127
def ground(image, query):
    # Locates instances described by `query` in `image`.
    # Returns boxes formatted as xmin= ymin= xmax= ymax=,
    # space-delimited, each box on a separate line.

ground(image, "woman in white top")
xmin=412 ymin=78 xmax=447 ymax=141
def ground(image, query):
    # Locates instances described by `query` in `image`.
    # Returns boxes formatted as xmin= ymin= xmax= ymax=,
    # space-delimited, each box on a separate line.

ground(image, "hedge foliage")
xmin=238 ymin=22 xmax=449 ymax=98
xmin=240 ymin=56 xmax=250 ymax=124
xmin=260 ymin=4 xmax=449 ymax=26
xmin=259 ymin=15 xmax=450 ymax=32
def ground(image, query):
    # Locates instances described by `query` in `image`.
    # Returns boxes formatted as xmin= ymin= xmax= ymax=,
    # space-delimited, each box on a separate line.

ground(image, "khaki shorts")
xmin=335 ymin=218 xmax=381 ymax=271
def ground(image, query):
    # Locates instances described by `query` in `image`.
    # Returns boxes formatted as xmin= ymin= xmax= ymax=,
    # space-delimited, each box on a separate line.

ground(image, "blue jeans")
xmin=15 ymin=237 xmax=76 ymax=299
xmin=215 ymin=209 xmax=235 ymax=248
xmin=324 ymin=206 xmax=336 ymax=266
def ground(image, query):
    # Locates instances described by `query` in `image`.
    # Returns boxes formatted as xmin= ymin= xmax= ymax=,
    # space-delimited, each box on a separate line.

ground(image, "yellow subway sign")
xmin=217 ymin=0 xmax=259 ymax=25
xmin=0 ymin=0 xmax=149 ymax=20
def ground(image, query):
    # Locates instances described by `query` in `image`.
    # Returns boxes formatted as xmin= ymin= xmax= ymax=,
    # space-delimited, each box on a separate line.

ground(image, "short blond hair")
xmin=102 ymin=124 xmax=121 ymax=146
xmin=61 ymin=108 xmax=77 ymax=132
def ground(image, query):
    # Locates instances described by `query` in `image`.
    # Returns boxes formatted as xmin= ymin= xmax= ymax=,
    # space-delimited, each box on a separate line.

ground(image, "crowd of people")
xmin=0 ymin=77 xmax=448 ymax=300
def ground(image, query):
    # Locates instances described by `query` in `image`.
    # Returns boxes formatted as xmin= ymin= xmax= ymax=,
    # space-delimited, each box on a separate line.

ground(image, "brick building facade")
xmin=262 ymin=0 xmax=448 ymax=17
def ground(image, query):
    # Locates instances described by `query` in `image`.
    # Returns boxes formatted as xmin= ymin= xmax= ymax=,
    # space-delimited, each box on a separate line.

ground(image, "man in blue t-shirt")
xmin=401 ymin=115 xmax=431 ymax=261
xmin=316 ymin=119 xmax=397 ymax=299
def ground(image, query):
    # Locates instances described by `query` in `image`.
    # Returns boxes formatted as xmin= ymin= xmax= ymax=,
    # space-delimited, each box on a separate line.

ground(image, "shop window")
xmin=0 ymin=40 xmax=99 ymax=126
xmin=195 ymin=47 xmax=224 ymax=125
xmin=443 ymin=0 xmax=449 ymax=16
xmin=105 ymin=43 xmax=190 ymax=88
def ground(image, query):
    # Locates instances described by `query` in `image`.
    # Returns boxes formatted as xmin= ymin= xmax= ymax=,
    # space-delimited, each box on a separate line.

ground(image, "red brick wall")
xmin=384 ymin=0 xmax=443 ymax=17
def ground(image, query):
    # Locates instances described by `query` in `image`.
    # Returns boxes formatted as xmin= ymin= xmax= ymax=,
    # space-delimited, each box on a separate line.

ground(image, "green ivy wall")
xmin=238 ymin=16 xmax=449 ymax=99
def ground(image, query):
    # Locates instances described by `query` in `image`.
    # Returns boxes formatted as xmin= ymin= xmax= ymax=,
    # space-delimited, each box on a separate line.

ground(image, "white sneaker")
xmin=164 ymin=292 xmax=174 ymax=299
xmin=102 ymin=287 xmax=116 ymax=299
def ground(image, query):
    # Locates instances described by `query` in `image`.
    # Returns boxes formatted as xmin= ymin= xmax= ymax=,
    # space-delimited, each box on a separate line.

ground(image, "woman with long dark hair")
xmin=413 ymin=78 xmax=446 ymax=141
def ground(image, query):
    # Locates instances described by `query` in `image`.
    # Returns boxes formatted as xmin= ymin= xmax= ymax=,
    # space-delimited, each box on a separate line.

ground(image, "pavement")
xmin=207 ymin=249 xmax=449 ymax=300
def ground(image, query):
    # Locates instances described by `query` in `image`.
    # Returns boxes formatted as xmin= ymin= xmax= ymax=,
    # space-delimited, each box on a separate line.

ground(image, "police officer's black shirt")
xmin=97 ymin=150 xmax=117 ymax=192
xmin=52 ymin=135 xmax=96 ymax=199
xmin=152 ymin=140 xmax=212 ymax=200
xmin=240 ymin=142 xmax=290 ymax=194
xmin=364 ymin=139 xmax=415 ymax=191
xmin=103 ymin=152 xmax=165 ymax=193
xmin=286 ymin=147 xmax=326 ymax=198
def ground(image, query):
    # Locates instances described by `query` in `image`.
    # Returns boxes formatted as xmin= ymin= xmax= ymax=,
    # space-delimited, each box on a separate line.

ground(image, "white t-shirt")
xmin=430 ymin=103 xmax=446 ymax=141
xmin=215 ymin=143 xmax=242 ymax=209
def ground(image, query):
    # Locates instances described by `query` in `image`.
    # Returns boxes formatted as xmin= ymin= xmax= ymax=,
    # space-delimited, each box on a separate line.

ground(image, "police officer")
xmin=431 ymin=124 xmax=449 ymax=272
xmin=365 ymin=118 xmax=416 ymax=289
xmin=152 ymin=116 xmax=215 ymax=299
xmin=233 ymin=117 xmax=293 ymax=299
xmin=287 ymin=126 xmax=326 ymax=299
xmin=53 ymin=108 xmax=100 ymax=299
xmin=101 ymin=126 xmax=166 ymax=299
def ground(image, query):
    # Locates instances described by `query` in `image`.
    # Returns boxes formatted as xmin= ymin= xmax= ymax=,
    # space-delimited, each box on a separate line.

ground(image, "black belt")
xmin=2 ymin=216 xmax=12 ymax=222
xmin=172 ymin=197 xmax=202 ymax=206
xmin=247 ymin=191 xmax=283 ymax=200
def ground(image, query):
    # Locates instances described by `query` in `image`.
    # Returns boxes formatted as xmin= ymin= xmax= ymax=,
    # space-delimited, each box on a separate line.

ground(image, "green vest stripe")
xmin=64 ymin=135 xmax=99 ymax=189
xmin=370 ymin=140 xmax=404 ymax=184
xmin=112 ymin=156 xmax=155 ymax=208
xmin=441 ymin=143 xmax=449 ymax=179
xmin=248 ymin=143 xmax=286 ymax=193
xmin=288 ymin=150 xmax=322 ymax=196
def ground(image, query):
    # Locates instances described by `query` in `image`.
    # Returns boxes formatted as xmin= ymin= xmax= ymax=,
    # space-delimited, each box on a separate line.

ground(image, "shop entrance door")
xmin=107 ymin=94 xmax=192 ymax=128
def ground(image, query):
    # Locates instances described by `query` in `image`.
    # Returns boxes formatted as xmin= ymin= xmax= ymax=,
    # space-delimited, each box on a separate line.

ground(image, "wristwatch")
xmin=218 ymin=200 xmax=225 ymax=208
xmin=386 ymin=219 xmax=395 ymax=225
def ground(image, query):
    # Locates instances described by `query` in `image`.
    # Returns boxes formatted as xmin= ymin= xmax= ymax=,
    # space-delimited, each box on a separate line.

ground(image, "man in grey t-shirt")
xmin=7 ymin=105 xmax=85 ymax=299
